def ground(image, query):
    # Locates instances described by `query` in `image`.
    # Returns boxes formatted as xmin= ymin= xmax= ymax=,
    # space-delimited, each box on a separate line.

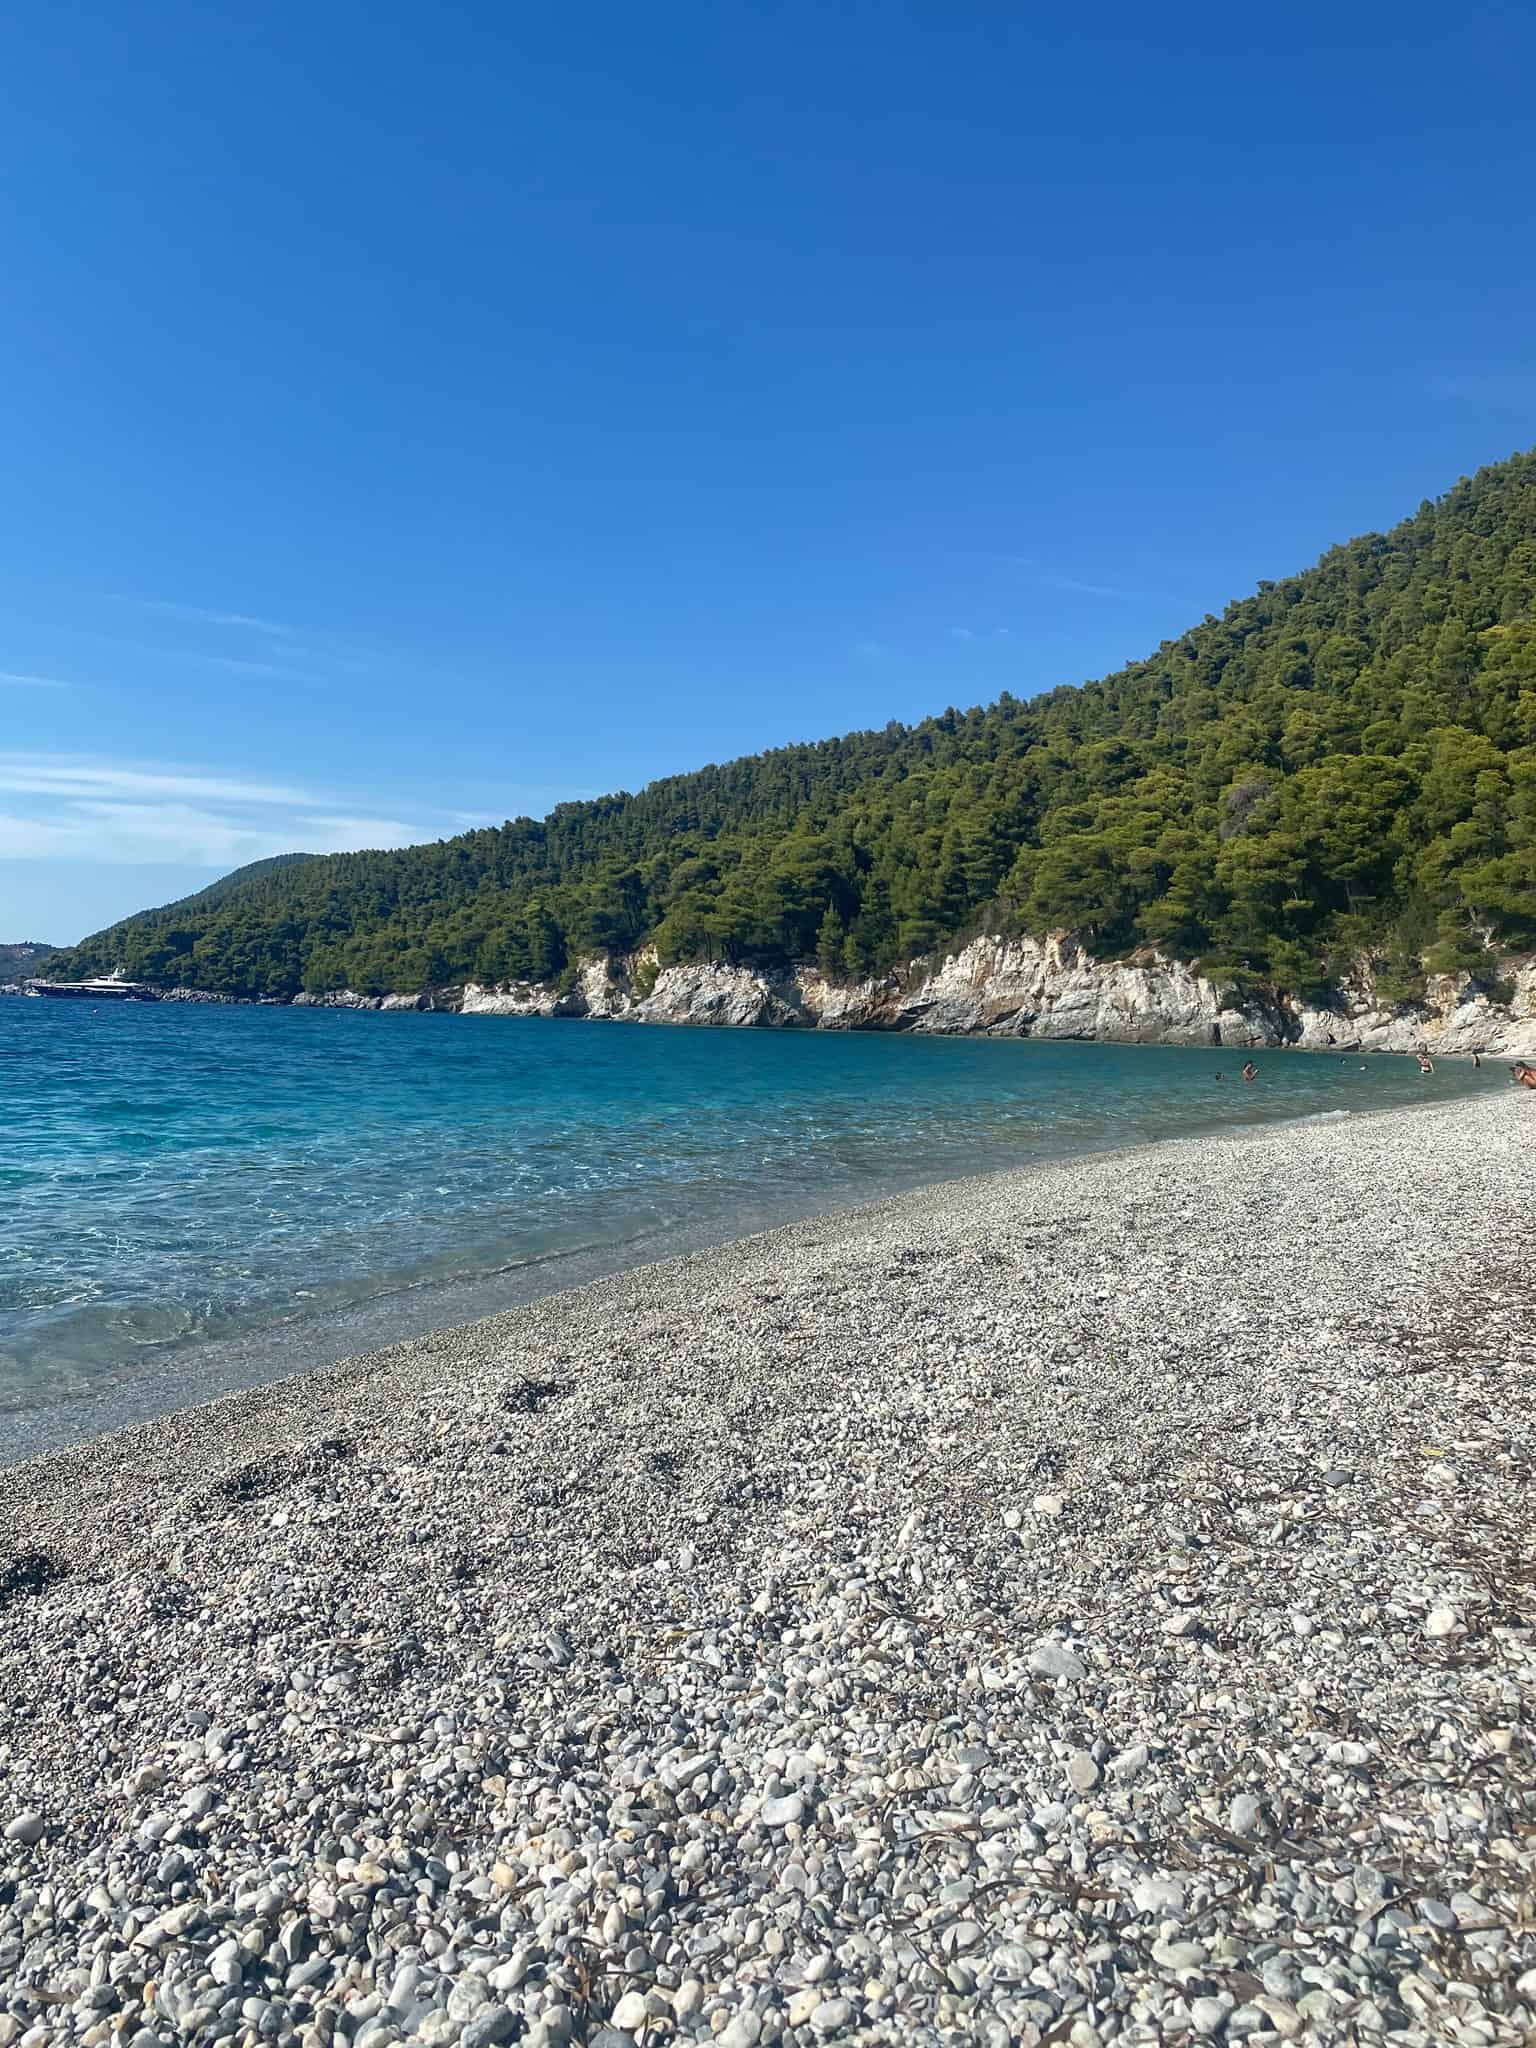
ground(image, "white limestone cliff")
xmin=447 ymin=933 xmax=1536 ymax=1054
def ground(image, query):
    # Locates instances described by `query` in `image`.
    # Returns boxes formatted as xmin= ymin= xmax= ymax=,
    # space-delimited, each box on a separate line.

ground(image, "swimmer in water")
xmin=1416 ymin=1052 xmax=1434 ymax=1075
xmin=1241 ymin=1060 xmax=1258 ymax=1082
xmin=1512 ymin=1062 xmax=1536 ymax=1090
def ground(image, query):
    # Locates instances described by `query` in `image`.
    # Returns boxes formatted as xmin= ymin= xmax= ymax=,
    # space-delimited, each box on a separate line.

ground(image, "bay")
xmin=0 ymin=997 xmax=1493 ymax=1450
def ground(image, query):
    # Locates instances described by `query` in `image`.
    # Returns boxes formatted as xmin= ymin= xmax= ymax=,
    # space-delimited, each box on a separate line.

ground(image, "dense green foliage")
xmin=54 ymin=450 xmax=1536 ymax=1001
xmin=152 ymin=852 xmax=319 ymax=916
xmin=0 ymin=942 xmax=58 ymax=986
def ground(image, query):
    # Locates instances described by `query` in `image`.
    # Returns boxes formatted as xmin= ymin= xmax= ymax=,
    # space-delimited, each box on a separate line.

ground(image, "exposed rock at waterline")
xmin=1290 ymin=957 xmax=1536 ymax=1056
xmin=290 ymin=988 xmax=384 ymax=1010
xmin=289 ymin=988 xmax=458 ymax=1013
xmin=804 ymin=934 xmax=1272 ymax=1045
xmin=54 ymin=931 xmax=1536 ymax=1052
xmin=455 ymin=932 xmax=1536 ymax=1054
xmin=459 ymin=982 xmax=586 ymax=1019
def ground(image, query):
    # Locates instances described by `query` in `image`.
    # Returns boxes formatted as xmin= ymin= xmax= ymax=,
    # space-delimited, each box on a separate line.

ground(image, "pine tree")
xmin=816 ymin=907 xmax=847 ymax=978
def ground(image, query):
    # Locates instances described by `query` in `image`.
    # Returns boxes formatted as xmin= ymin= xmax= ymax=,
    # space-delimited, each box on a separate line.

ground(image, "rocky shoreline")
xmin=453 ymin=935 xmax=1536 ymax=1057
xmin=19 ymin=933 xmax=1536 ymax=1056
xmin=3 ymin=1092 xmax=1535 ymax=2047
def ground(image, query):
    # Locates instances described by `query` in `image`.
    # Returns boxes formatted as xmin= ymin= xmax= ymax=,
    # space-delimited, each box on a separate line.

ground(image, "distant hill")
xmin=49 ymin=447 xmax=1536 ymax=1003
xmin=0 ymin=941 xmax=59 ymax=985
xmin=152 ymin=852 xmax=319 ymax=916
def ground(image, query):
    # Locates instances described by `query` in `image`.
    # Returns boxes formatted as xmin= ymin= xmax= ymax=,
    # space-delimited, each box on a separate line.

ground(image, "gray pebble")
xmin=1065 ymin=1750 xmax=1100 ymax=1792
xmin=810 ymin=1999 xmax=852 ymax=2033
xmin=1028 ymin=1639 xmax=1085 ymax=1681
xmin=758 ymin=1794 xmax=804 ymax=1828
xmin=461 ymin=2009 xmax=519 ymax=2048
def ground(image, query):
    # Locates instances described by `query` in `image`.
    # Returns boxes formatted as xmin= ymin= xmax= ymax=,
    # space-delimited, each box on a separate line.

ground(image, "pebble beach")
xmin=2 ymin=1090 xmax=1534 ymax=2048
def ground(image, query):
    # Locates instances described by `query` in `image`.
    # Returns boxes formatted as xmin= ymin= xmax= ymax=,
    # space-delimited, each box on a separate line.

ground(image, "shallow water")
xmin=0 ymin=998 xmax=1494 ymax=1431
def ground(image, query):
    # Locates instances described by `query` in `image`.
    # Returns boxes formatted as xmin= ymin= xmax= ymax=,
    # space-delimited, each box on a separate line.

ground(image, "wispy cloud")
xmin=1017 ymin=561 xmax=1154 ymax=602
xmin=1045 ymin=573 xmax=1148 ymax=600
xmin=69 ymin=631 xmax=339 ymax=687
xmin=986 ymin=553 xmax=1190 ymax=606
xmin=948 ymin=625 xmax=1012 ymax=644
xmin=853 ymin=637 xmax=892 ymax=662
xmin=0 ymin=803 xmax=304 ymax=868
xmin=123 ymin=598 xmax=296 ymax=637
xmin=179 ymin=648 xmax=329 ymax=682
xmin=0 ymin=752 xmax=491 ymax=869
xmin=299 ymin=812 xmax=446 ymax=848
xmin=0 ymin=669 xmax=72 ymax=689
xmin=0 ymin=756 xmax=310 ymax=806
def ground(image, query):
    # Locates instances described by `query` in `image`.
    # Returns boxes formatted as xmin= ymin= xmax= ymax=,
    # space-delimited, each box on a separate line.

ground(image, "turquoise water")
xmin=0 ymin=999 xmax=1495 ymax=1433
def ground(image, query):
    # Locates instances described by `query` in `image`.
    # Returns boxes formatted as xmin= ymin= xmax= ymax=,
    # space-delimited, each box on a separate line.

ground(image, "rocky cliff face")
xmin=77 ymin=939 xmax=1536 ymax=1051
xmin=290 ymin=989 xmax=459 ymax=1013
xmin=454 ymin=934 xmax=1536 ymax=1055
xmin=1290 ymin=961 xmax=1536 ymax=1056
xmin=801 ymin=936 xmax=1272 ymax=1045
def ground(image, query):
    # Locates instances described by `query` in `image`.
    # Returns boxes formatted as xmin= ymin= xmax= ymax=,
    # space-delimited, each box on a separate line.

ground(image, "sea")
xmin=0 ymin=997 xmax=1497 ymax=1458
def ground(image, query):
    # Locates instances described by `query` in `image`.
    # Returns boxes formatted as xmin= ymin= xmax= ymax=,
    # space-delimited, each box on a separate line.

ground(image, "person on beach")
xmin=1513 ymin=1062 xmax=1536 ymax=1090
xmin=1241 ymin=1060 xmax=1258 ymax=1082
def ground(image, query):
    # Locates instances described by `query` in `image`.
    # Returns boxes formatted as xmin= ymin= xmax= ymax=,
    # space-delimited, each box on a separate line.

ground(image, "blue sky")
xmin=2 ymin=1 xmax=1534 ymax=942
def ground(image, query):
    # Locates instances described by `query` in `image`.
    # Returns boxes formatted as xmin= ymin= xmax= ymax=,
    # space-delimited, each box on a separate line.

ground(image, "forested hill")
xmin=53 ymin=448 xmax=1536 ymax=1002
xmin=0 ymin=942 xmax=58 ymax=985
xmin=153 ymin=852 xmax=318 ymax=916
